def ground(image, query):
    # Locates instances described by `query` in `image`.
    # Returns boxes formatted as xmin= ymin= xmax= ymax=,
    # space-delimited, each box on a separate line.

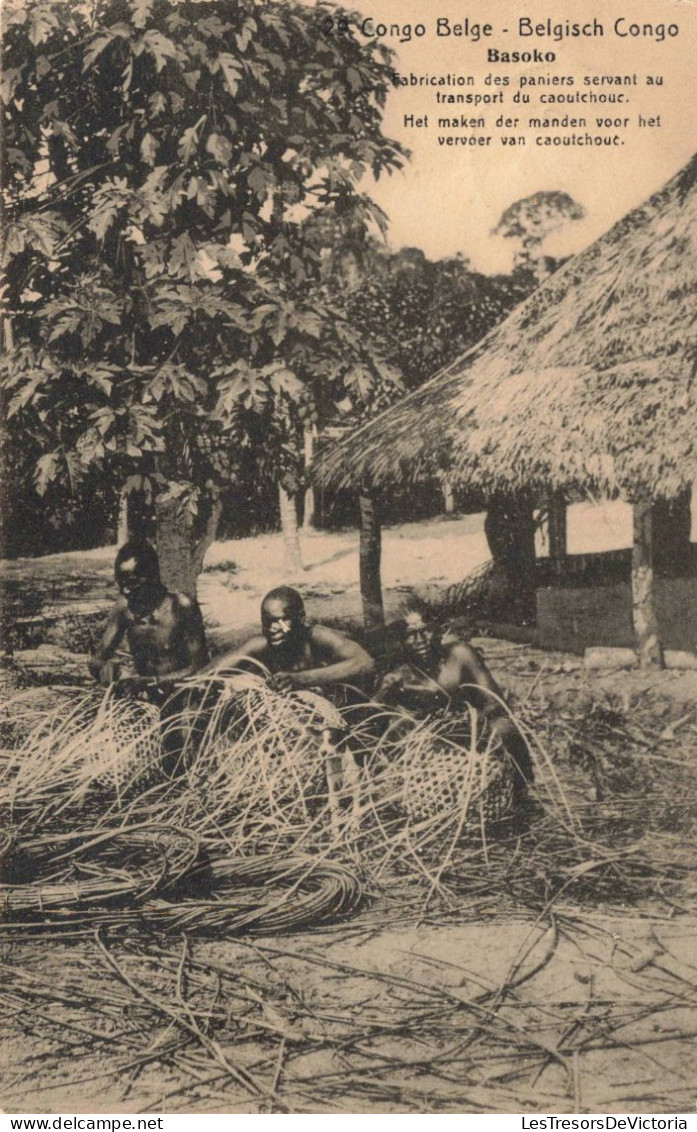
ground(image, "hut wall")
xmin=537 ymin=578 xmax=697 ymax=654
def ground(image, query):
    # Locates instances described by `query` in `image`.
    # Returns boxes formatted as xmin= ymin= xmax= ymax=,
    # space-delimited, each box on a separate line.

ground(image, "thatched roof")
xmin=316 ymin=153 xmax=697 ymax=501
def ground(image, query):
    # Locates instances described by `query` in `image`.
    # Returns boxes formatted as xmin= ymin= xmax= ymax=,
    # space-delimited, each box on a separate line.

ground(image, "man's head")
xmin=400 ymin=604 xmax=437 ymax=666
xmin=115 ymin=541 xmax=161 ymax=612
xmin=261 ymin=586 xmax=306 ymax=651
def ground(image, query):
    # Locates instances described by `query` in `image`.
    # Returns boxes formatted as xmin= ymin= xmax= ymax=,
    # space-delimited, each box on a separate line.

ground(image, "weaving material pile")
xmin=0 ymin=672 xmax=534 ymax=938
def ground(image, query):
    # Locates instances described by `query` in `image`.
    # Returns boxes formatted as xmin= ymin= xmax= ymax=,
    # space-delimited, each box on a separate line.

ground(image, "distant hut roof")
xmin=317 ymin=153 xmax=697 ymax=501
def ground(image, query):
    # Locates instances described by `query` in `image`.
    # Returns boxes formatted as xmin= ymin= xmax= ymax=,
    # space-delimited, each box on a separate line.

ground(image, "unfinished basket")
xmin=189 ymin=676 xmax=347 ymax=823
xmin=384 ymin=715 xmax=516 ymax=829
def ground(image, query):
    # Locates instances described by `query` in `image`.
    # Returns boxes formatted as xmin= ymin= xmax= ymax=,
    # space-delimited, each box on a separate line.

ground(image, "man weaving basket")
xmin=89 ymin=541 xmax=210 ymax=775
xmin=204 ymin=587 xmax=375 ymax=825
xmin=89 ymin=541 xmax=209 ymax=696
xmin=374 ymin=605 xmax=533 ymax=802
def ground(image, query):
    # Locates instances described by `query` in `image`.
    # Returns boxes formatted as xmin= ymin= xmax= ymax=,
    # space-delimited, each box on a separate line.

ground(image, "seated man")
xmin=206 ymin=586 xmax=375 ymax=698
xmin=374 ymin=605 xmax=533 ymax=794
xmin=205 ymin=587 xmax=374 ymax=827
xmin=90 ymin=540 xmax=209 ymax=699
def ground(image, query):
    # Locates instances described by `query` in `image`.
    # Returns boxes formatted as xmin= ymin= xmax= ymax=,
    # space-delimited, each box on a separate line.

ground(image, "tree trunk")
xmin=484 ymin=494 xmax=537 ymax=622
xmin=117 ymin=491 xmax=129 ymax=546
xmin=359 ymin=486 xmax=384 ymax=629
xmin=632 ymin=498 xmax=663 ymax=668
xmin=156 ymin=494 xmax=196 ymax=596
xmin=279 ymin=483 xmax=303 ymax=576
xmin=548 ymin=489 xmax=568 ymax=572
xmin=443 ymin=481 xmax=455 ymax=514
xmin=191 ymin=495 xmax=222 ymax=581
xmin=652 ymin=489 xmax=693 ymax=577
xmin=302 ymin=426 xmax=317 ymax=531
xmin=155 ymin=490 xmax=220 ymax=598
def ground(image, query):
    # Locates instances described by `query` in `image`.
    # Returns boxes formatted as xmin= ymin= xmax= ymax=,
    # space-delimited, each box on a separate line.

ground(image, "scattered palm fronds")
xmin=2 ymin=673 xmax=697 ymax=1113
xmin=4 ymin=912 xmax=697 ymax=1114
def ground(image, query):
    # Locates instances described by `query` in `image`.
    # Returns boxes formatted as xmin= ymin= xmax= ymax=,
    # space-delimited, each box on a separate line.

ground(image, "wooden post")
xmin=632 ymin=498 xmax=663 ymax=668
xmin=484 ymin=493 xmax=537 ymax=622
xmin=359 ymin=484 xmax=385 ymax=629
xmin=548 ymin=489 xmax=567 ymax=570
xmin=443 ymin=480 xmax=455 ymax=514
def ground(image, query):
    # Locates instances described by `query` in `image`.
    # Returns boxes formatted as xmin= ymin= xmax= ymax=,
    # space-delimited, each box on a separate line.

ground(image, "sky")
xmin=344 ymin=0 xmax=697 ymax=271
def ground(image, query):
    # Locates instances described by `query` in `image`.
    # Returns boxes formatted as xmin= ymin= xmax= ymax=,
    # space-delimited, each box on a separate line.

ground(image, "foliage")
xmin=341 ymin=244 xmax=536 ymax=391
xmin=492 ymin=190 xmax=586 ymax=272
xmin=1 ymin=0 xmax=406 ymax=539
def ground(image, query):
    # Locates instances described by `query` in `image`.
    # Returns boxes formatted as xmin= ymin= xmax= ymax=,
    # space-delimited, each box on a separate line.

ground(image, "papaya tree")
xmin=1 ymin=0 xmax=405 ymax=588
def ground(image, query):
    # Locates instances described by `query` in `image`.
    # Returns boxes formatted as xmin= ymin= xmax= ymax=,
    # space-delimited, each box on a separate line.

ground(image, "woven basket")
xmin=383 ymin=714 xmax=516 ymax=829
xmin=90 ymin=697 xmax=163 ymax=795
xmin=398 ymin=743 xmax=515 ymax=827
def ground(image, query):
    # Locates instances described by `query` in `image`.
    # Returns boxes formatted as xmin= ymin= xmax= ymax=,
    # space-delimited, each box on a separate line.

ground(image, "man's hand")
xmin=375 ymin=670 xmax=406 ymax=701
xmin=91 ymin=659 xmax=121 ymax=687
xmin=267 ymin=672 xmax=298 ymax=694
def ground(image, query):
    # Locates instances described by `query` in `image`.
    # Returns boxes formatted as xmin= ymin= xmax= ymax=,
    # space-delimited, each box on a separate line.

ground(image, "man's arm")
xmin=440 ymin=641 xmax=505 ymax=713
xmin=286 ymin=625 xmax=375 ymax=690
xmin=175 ymin=595 xmax=210 ymax=675
xmin=373 ymin=664 xmax=412 ymax=704
xmin=200 ymin=635 xmax=270 ymax=677
xmin=89 ymin=600 xmax=128 ymax=685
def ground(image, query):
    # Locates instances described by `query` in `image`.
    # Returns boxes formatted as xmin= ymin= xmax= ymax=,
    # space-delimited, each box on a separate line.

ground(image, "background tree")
xmin=1 ymin=0 xmax=405 ymax=586
xmin=492 ymin=190 xmax=586 ymax=281
xmin=341 ymin=245 xmax=535 ymax=392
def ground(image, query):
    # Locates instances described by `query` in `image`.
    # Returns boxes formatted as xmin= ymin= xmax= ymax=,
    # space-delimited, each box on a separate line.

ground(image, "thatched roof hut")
xmin=315 ymin=153 xmax=697 ymax=661
xmin=317 ymin=153 xmax=697 ymax=501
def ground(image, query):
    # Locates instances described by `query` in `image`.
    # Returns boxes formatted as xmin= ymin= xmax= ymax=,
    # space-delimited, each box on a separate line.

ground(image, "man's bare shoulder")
xmin=310 ymin=623 xmax=371 ymax=659
xmin=309 ymin=623 xmax=354 ymax=646
xmin=443 ymin=638 xmax=482 ymax=665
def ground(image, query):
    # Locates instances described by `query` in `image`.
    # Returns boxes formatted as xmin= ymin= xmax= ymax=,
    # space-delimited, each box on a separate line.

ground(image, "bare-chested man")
xmin=375 ymin=606 xmax=533 ymax=793
xmin=89 ymin=541 xmax=209 ymax=697
xmin=206 ymin=586 xmax=374 ymax=697
xmin=205 ymin=587 xmax=373 ymax=822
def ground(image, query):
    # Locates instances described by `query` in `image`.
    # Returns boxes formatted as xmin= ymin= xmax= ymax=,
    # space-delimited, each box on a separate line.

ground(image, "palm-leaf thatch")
xmin=317 ymin=153 xmax=697 ymax=501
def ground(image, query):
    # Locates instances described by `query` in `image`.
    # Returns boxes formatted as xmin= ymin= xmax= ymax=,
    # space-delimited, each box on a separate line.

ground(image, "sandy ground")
xmin=3 ymin=913 xmax=697 ymax=1114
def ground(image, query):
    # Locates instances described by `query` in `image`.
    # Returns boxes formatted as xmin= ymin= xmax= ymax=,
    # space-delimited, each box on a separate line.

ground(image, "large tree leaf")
xmin=35 ymin=450 xmax=60 ymax=494
xmin=217 ymin=53 xmax=243 ymax=96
